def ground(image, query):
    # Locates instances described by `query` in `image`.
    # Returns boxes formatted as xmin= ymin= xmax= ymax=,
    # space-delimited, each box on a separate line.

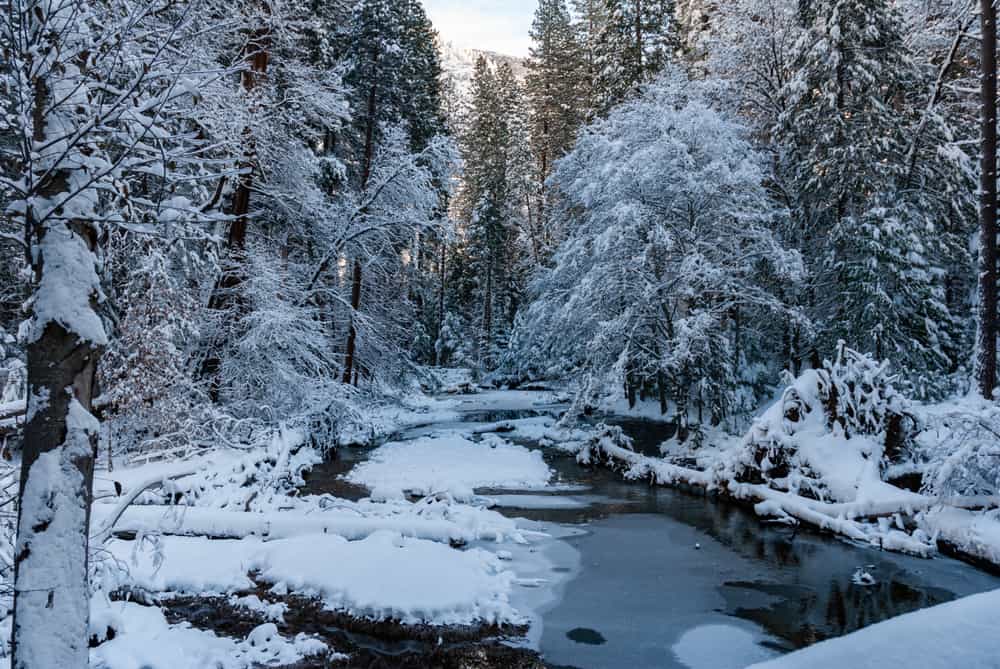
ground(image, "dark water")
xmin=310 ymin=400 xmax=1000 ymax=669
xmin=495 ymin=418 xmax=1000 ymax=669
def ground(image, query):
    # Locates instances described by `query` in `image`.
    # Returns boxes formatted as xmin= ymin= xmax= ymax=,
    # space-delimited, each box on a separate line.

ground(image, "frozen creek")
xmin=298 ymin=389 xmax=1000 ymax=669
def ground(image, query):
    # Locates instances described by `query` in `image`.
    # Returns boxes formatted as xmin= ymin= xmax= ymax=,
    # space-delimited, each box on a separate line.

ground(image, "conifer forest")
xmin=3 ymin=0 xmax=1000 ymax=667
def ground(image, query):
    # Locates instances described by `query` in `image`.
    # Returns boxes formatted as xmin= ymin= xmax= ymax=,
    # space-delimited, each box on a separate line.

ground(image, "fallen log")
xmin=578 ymin=431 xmax=1000 ymax=563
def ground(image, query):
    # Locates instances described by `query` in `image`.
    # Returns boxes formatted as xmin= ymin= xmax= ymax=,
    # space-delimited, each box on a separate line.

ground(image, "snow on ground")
xmin=107 ymin=531 xmax=522 ymax=626
xmin=598 ymin=395 xmax=677 ymax=422
xmin=90 ymin=600 xmax=334 ymax=669
xmin=746 ymin=588 xmax=1000 ymax=669
xmin=258 ymin=531 xmax=519 ymax=625
xmin=345 ymin=433 xmax=553 ymax=498
xmin=93 ymin=492 xmax=526 ymax=544
xmin=81 ymin=394 xmax=579 ymax=668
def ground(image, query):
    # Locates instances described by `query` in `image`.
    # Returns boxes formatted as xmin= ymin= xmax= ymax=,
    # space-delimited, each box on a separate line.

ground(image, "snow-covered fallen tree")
xmin=561 ymin=346 xmax=1000 ymax=564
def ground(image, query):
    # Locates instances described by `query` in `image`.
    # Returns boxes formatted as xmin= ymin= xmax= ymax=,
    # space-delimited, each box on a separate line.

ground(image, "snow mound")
xmin=747 ymin=589 xmax=1000 ymax=669
xmin=258 ymin=531 xmax=520 ymax=626
xmin=109 ymin=531 xmax=521 ymax=626
xmin=345 ymin=433 xmax=552 ymax=497
xmin=726 ymin=346 xmax=915 ymax=503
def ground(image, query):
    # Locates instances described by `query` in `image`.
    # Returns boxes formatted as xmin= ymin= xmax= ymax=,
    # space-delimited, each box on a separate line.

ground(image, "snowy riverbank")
xmin=82 ymin=387 xmax=575 ymax=668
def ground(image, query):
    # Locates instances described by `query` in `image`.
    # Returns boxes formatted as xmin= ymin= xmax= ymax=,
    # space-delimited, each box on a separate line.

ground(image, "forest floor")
xmin=77 ymin=373 xmax=1000 ymax=668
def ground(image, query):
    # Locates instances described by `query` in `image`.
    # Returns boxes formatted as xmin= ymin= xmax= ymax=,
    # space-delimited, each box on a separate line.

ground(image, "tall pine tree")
xmin=594 ymin=0 xmax=676 ymax=113
xmin=526 ymin=0 xmax=585 ymax=260
xmin=778 ymin=0 xmax=972 ymax=386
xmin=454 ymin=59 xmax=532 ymax=368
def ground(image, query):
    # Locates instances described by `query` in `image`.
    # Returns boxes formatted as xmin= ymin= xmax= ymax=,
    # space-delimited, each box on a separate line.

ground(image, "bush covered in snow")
xmin=575 ymin=424 xmax=635 ymax=467
xmin=729 ymin=345 xmax=917 ymax=502
xmin=918 ymin=402 xmax=1000 ymax=499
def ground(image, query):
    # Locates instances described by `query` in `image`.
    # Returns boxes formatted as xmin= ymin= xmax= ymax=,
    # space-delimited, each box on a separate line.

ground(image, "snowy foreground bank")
xmin=747 ymin=588 xmax=1000 ymax=669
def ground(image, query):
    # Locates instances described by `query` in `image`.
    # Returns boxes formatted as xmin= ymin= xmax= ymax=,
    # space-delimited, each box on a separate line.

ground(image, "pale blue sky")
xmin=424 ymin=0 xmax=536 ymax=57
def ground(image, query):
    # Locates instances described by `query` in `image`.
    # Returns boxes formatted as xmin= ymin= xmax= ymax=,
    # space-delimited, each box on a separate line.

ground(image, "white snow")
xmin=747 ymin=589 xmax=1000 ymax=669
xmin=25 ymin=223 xmax=109 ymax=346
xmin=108 ymin=531 xmax=522 ymax=626
xmin=257 ymin=531 xmax=519 ymax=625
xmin=13 ymin=399 xmax=98 ymax=668
xmin=346 ymin=433 xmax=552 ymax=497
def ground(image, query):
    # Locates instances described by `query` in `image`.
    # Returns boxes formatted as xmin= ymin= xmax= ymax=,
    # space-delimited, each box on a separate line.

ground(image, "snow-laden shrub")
xmin=216 ymin=247 xmax=352 ymax=428
xmin=99 ymin=241 xmax=207 ymax=459
xmin=918 ymin=402 xmax=1000 ymax=498
xmin=728 ymin=345 xmax=916 ymax=501
xmin=0 ymin=328 xmax=23 ymax=406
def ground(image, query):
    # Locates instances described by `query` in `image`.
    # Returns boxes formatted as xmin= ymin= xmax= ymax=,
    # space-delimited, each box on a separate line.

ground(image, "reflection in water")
xmin=304 ymin=403 xmax=1000 ymax=667
xmin=530 ymin=418 xmax=1000 ymax=658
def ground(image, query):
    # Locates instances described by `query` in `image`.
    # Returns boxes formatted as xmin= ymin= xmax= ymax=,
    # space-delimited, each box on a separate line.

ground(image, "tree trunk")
xmin=978 ymin=0 xmax=998 ymax=399
xmin=342 ymin=260 xmax=363 ymax=384
xmin=435 ymin=243 xmax=446 ymax=366
xmin=199 ymin=5 xmax=271 ymax=399
xmin=635 ymin=0 xmax=644 ymax=80
xmin=12 ymin=67 xmax=104 ymax=668
xmin=482 ymin=262 xmax=494 ymax=369
xmin=13 ymin=322 xmax=101 ymax=669
xmin=341 ymin=47 xmax=379 ymax=383
xmin=657 ymin=371 xmax=668 ymax=416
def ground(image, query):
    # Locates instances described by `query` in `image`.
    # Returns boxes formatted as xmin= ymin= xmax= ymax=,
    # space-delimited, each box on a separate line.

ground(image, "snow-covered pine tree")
xmin=454 ymin=59 xmax=532 ymax=369
xmin=572 ymin=0 xmax=612 ymax=119
xmin=777 ymin=0 xmax=973 ymax=389
xmin=526 ymin=0 xmax=586 ymax=260
xmin=594 ymin=0 xmax=677 ymax=114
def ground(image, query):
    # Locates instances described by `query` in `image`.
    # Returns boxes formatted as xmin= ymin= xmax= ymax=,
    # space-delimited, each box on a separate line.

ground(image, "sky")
xmin=423 ymin=0 xmax=536 ymax=57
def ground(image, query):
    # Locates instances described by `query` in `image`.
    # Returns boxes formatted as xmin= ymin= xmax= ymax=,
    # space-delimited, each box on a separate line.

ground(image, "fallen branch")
xmin=92 ymin=466 xmax=203 ymax=544
xmin=577 ymin=432 xmax=997 ymax=561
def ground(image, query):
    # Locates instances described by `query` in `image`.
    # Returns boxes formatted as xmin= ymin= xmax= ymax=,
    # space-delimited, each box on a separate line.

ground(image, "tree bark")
xmin=978 ymin=0 xmax=998 ymax=399
xmin=199 ymin=4 xmax=271 ymax=400
xmin=342 ymin=260 xmax=363 ymax=384
xmin=12 ymin=66 xmax=104 ymax=668
xmin=13 ymin=321 xmax=100 ymax=669
xmin=436 ymin=243 xmax=446 ymax=366
xmin=482 ymin=262 xmax=494 ymax=369
xmin=341 ymin=45 xmax=379 ymax=384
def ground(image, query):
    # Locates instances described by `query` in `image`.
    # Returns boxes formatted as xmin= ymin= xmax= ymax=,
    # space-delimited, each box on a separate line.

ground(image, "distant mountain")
xmin=438 ymin=41 xmax=529 ymax=107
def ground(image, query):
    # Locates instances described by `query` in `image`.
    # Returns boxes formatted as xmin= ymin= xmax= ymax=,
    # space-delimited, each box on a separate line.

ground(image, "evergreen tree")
xmin=571 ymin=0 xmax=611 ymax=118
xmin=594 ymin=0 xmax=676 ymax=113
xmin=526 ymin=0 xmax=586 ymax=260
xmin=454 ymin=59 xmax=532 ymax=368
xmin=778 ymin=0 xmax=973 ymax=386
